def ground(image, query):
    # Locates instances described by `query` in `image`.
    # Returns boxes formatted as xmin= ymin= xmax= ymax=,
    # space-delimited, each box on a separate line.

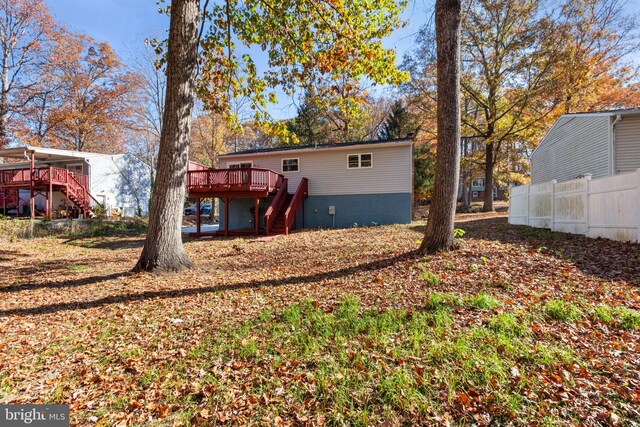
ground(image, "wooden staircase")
xmin=265 ymin=178 xmax=308 ymax=236
xmin=60 ymin=183 xmax=93 ymax=216
xmin=53 ymin=168 xmax=96 ymax=217
xmin=269 ymin=194 xmax=292 ymax=235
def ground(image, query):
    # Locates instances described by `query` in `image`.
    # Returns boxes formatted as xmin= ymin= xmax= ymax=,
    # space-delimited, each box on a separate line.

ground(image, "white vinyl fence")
xmin=509 ymin=169 xmax=640 ymax=243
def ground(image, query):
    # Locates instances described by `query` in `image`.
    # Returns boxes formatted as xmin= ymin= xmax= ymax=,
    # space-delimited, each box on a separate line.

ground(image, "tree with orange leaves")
xmin=16 ymin=34 xmax=141 ymax=153
xmin=0 ymin=0 xmax=60 ymax=147
xmin=46 ymin=40 xmax=141 ymax=153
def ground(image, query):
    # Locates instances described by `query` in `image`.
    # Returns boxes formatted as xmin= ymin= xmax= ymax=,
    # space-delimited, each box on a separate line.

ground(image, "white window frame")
xmin=472 ymin=178 xmax=484 ymax=187
xmin=228 ymin=161 xmax=253 ymax=169
xmin=472 ymin=191 xmax=479 ymax=198
xmin=281 ymin=158 xmax=299 ymax=173
xmin=347 ymin=153 xmax=373 ymax=169
xmin=66 ymin=163 xmax=84 ymax=173
xmin=492 ymin=187 xmax=498 ymax=198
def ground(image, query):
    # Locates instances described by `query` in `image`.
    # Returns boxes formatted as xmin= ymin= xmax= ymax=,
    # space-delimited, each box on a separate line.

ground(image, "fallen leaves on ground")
xmin=0 ymin=211 xmax=639 ymax=426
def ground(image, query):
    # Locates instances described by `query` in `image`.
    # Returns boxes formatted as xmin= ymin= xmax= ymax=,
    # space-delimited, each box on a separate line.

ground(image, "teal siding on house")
xmin=219 ymin=197 xmax=273 ymax=230
xmin=301 ymin=193 xmax=411 ymax=228
xmin=218 ymin=193 xmax=412 ymax=231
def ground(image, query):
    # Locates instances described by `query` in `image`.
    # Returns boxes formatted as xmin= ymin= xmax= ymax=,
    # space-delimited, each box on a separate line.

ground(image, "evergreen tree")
xmin=414 ymin=144 xmax=435 ymax=201
xmin=379 ymin=100 xmax=417 ymax=140
xmin=287 ymin=90 xmax=330 ymax=145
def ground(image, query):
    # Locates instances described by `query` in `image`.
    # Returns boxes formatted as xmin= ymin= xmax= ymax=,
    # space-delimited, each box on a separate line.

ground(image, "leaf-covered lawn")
xmin=1 ymin=212 xmax=639 ymax=426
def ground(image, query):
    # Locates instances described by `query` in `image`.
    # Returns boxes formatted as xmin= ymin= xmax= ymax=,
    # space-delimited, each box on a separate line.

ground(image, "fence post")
xmin=525 ymin=183 xmax=530 ymax=226
xmin=636 ymin=169 xmax=640 ymax=243
xmin=508 ymin=184 xmax=512 ymax=222
xmin=584 ymin=174 xmax=591 ymax=237
xmin=550 ymin=180 xmax=557 ymax=231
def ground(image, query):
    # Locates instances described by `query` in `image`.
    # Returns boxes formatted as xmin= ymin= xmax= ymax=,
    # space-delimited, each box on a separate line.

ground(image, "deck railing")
xmin=265 ymin=179 xmax=289 ymax=235
xmin=187 ymin=168 xmax=284 ymax=193
xmin=0 ymin=166 xmax=89 ymax=187
xmin=284 ymin=178 xmax=308 ymax=233
xmin=0 ymin=166 xmax=96 ymax=209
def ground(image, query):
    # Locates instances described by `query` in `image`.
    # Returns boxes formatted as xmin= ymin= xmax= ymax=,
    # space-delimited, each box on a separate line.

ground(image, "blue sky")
xmin=45 ymin=0 xmax=432 ymax=119
xmin=46 ymin=0 xmax=639 ymax=120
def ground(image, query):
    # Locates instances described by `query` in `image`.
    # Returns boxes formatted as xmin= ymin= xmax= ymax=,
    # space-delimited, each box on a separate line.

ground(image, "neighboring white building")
xmin=530 ymin=109 xmax=640 ymax=184
xmin=510 ymin=109 xmax=640 ymax=243
xmin=0 ymin=146 xmax=151 ymax=218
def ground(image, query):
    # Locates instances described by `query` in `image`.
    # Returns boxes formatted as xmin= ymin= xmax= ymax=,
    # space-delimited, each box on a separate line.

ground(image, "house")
xmin=457 ymin=138 xmax=508 ymax=204
xmin=509 ymin=109 xmax=640 ymax=243
xmin=460 ymin=177 xmax=507 ymax=202
xmin=0 ymin=146 xmax=151 ymax=218
xmin=186 ymin=138 xmax=413 ymax=236
xmin=530 ymin=109 xmax=640 ymax=184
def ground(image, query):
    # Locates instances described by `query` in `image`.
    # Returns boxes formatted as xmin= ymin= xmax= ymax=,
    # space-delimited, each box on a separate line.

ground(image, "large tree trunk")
xmin=0 ymin=95 xmax=7 ymax=148
xmin=419 ymin=0 xmax=462 ymax=254
xmin=135 ymin=0 xmax=200 ymax=272
xmin=482 ymin=142 xmax=494 ymax=212
xmin=460 ymin=139 xmax=471 ymax=211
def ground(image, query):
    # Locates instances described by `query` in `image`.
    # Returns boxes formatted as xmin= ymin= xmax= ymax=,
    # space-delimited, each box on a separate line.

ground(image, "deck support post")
xmin=2 ymin=188 xmax=6 ymax=216
xmin=48 ymin=167 xmax=53 ymax=219
xmin=224 ymin=197 xmax=229 ymax=237
xmin=29 ymin=150 xmax=35 ymax=220
xmin=65 ymin=186 xmax=69 ymax=220
xmin=196 ymin=197 xmax=201 ymax=236
xmin=64 ymin=170 xmax=70 ymax=220
xmin=254 ymin=198 xmax=259 ymax=236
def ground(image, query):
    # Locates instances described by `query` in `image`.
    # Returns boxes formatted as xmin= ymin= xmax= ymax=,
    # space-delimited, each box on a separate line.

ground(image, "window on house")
xmin=229 ymin=162 xmax=252 ymax=169
xmin=472 ymin=178 xmax=484 ymax=187
xmin=472 ymin=191 xmax=479 ymax=198
xmin=347 ymin=153 xmax=373 ymax=169
xmin=282 ymin=158 xmax=299 ymax=172
xmin=493 ymin=187 xmax=498 ymax=198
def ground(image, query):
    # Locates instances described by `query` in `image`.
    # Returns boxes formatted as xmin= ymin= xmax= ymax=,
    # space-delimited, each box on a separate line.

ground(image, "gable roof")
xmin=531 ymin=109 xmax=640 ymax=157
xmin=221 ymin=138 xmax=413 ymax=158
xmin=558 ymin=108 xmax=640 ymax=118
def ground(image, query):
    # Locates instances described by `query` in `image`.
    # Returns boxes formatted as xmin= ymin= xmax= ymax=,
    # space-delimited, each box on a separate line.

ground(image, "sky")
xmin=45 ymin=0 xmax=433 ymax=120
xmin=45 ymin=0 xmax=640 ymax=120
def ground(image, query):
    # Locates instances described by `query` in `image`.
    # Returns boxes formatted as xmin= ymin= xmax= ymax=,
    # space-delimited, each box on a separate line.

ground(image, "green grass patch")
xmin=593 ymin=305 xmax=640 ymax=330
xmin=468 ymin=292 xmax=499 ymax=310
xmin=68 ymin=264 xmax=91 ymax=272
xmin=419 ymin=264 xmax=440 ymax=286
xmin=130 ymin=296 xmax=581 ymax=425
xmin=426 ymin=292 xmax=462 ymax=310
xmin=544 ymin=299 xmax=582 ymax=322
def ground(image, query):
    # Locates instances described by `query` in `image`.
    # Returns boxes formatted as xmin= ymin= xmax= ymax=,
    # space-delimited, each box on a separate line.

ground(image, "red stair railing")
xmin=264 ymin=178 xmax=289 ymax=235
xmin=284 ymin=178 xmax=308 ymax=234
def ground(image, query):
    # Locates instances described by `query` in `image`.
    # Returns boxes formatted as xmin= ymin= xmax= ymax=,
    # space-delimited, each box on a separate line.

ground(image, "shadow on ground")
xmin=64 ymin=238 xmax=147 ymax=251
xmin=0 ymin=251 xmax=418 ymax=317
xmin=456 ymin=216 xmax=640 ymax=286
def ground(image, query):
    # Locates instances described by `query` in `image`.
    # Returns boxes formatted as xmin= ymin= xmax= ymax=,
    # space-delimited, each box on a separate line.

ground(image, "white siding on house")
xmin=531 ymin=115 xmax=611 ymax=183
xmin=87 ymin=154 xmax=151 ymax=216
xmin=614 ymin=114 xmax=640 ymax=173
xmin=220 ymin=143 xmax=413 ymax=196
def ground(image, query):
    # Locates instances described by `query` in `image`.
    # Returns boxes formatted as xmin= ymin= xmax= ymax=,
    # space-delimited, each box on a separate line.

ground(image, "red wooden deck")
xmin=187 ymin=168 xmax=284 ymax=198
xmin=0 ymin=166 xmax=94 ymax=218
xmin=1 ymin=167 xmax=89 ymax=189
xmin=185 ymin=167 xmax=308 ymax=238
